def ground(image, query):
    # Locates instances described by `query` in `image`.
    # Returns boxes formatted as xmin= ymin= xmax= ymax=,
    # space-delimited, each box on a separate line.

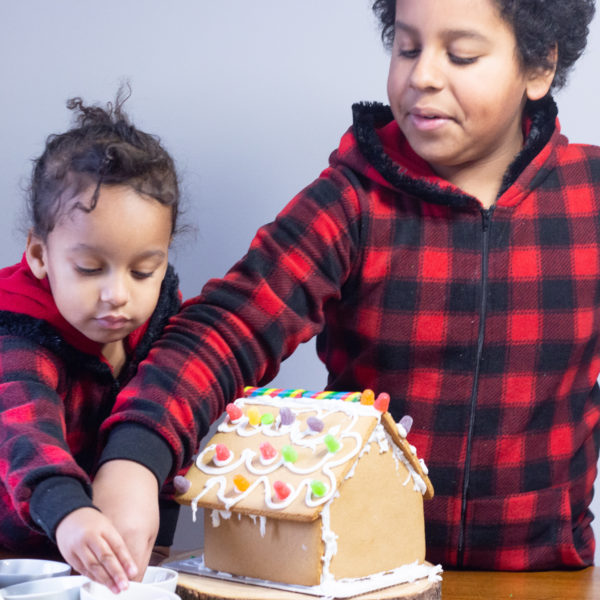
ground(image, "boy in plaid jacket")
xmin=112 ymin=0 xmax=600 ymax=569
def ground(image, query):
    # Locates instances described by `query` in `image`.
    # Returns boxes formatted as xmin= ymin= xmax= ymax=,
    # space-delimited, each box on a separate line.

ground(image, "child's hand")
xmin=92 ymin=460 xmax=160 ymax=580
xmin=55 ymin=506 xmax=138 ymax=594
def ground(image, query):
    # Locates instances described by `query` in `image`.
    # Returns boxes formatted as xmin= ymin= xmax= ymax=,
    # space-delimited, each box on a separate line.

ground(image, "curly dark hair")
xmin=28 ymin=85 xmax=180 ymax=240
xmin=372 ymin=0 xmax=596 ymax=90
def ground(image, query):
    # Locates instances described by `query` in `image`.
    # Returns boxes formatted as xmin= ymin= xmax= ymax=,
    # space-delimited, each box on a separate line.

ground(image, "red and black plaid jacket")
xmin=115 ymin=96 xmax=600 ymax=570
xmin=0 ymin=258 xmax=180 ymax=553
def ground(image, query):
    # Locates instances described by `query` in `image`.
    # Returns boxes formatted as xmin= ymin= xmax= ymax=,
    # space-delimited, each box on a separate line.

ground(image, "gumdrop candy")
xmin=214 ymin=443 xmax=231 ymax=462
xmin=273 ymin=480 xmax=291 ymax=500
xmin=324 ymin=434 xmax=341 ymax=453
xmin=259 ymin=441 xmax=278 ymax=461
xmin=173 ymin=475 xmax=191 ymax=494
xmin=281 ymin=445 xmax=298 ymax=463
xmin=399 ymin=415 xmax=413 ymax=434
xmin=306 ymin=416 xmax=324 ymax=433
xmin=310 ymin=480 xmax=327 ymax=498
xmin=233 ymin=474 xmax=250 ymax=492
xmin=226 ymin=403 xmax=242 ymax=422
xmin=279 ymin=406 xmax=295 ymax=426
xmin=247 ymin=406 xmax=261 ymax=426
xmin=360 ymin=389 xmax=375 ymax=405
xmin=261 ymin=412 xmax=275 ymax=425
xmin=374 ymin=392 xmax=390 ymax=412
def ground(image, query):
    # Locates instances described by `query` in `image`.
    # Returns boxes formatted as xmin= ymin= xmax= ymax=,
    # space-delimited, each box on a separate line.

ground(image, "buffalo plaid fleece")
xmin=113 ymin=96 xmax=600 ymax=569
xmin=0 ymin=260 xmax=181 ymax=553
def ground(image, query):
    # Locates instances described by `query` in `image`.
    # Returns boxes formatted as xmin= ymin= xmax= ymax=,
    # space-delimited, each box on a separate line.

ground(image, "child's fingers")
xmin=85 ymin=536 xmax=131 ymax=594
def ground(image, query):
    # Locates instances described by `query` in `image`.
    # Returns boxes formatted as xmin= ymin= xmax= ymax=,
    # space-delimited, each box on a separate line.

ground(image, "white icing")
xmin=319 ymin=502 xmax=338 ymax=584
xmin=195 ymin=397 xmax=371 ymax=511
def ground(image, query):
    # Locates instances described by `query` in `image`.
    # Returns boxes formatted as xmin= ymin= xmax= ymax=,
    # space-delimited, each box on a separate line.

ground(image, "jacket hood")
xmin=329 ymin=95 xmax=560 ymax=208
xmin=0 ymin=254 xmax=180 ymax=361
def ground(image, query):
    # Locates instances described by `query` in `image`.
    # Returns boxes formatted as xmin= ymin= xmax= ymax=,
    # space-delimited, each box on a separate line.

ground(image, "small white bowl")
xmin=0 ymin=575 xmax=87 ymax=600
xmin=141 ymin=566 xmax=178 ymax=592
xmin=81 ymin=580 xmax=180 ymax=600
xmin=0 ymin=560 xmax=71 ymax=589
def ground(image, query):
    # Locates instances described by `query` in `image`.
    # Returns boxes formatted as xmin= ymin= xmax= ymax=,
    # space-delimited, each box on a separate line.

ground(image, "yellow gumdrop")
xmin=247 ymin=406 xmax=261 ymax=426
xmin=360 ymin=389 xmax=375 ymax=405
xmin=233 ymin=474 xmax=250 ymax=492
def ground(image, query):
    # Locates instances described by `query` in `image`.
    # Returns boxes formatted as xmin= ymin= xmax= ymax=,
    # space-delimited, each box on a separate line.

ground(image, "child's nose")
xmin=100 ymin=275 xmax=129 ymax=307
xmin=409 ymin=51 xmax=444 ymax=91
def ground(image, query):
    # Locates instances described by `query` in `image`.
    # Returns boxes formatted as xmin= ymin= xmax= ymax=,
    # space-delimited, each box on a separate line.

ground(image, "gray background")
xmin=1 ymin=1 xmax=599 ymax=561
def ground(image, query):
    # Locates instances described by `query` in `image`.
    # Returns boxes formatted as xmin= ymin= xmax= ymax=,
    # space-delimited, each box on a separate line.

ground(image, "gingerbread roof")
xmin=176 ymin=388 xmax=434 ymax=522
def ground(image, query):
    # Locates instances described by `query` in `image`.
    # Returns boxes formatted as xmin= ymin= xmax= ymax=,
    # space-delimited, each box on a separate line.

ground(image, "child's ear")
xmin=526 ymin=45 xmax=557 ymax=101
xmin=25 ymin=231 xmax=48 ymax=280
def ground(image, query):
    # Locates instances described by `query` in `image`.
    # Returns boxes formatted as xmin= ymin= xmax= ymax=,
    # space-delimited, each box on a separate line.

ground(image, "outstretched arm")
xmin=91 ymin=459 xmax=160 ymax=581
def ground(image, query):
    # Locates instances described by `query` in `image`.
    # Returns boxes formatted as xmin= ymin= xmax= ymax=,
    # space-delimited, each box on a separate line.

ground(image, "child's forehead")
xmin=393 ymin=0 xmax=511 ymax=39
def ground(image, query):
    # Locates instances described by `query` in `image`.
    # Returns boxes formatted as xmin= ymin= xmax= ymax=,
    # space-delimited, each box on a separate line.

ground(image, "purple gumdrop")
xmin=174 ymin=475 xmax=191 ymax=494
xmin=399 ymin=415 xmax=413 ymax=434
xmin=279 ymin=406 xmax=295 ymax=426
xmin=306 ymin=416 xmax=324 ymax=433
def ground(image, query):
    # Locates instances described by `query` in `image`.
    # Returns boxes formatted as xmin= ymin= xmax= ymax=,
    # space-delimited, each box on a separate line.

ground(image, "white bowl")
xmin=0 ymin=575 xmax=87 ymax=600
xmin=141 ymin=566 xmax=178 ymax=592
xmin=80 ymin=581 xmax=180 ymax=600
xmin=0 ymin=560 xmax=71 ymax=589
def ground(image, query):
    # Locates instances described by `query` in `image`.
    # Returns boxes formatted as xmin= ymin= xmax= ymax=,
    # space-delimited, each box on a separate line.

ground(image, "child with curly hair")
xmin=114 ymin=0 xmax=599 ymax=570
xmin=0 ymin=91 xmax=183 ymax=591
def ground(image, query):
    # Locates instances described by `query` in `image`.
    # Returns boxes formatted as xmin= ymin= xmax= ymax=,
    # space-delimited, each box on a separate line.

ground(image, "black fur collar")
xmin=351 ymin=95 xmax=558 ymax=207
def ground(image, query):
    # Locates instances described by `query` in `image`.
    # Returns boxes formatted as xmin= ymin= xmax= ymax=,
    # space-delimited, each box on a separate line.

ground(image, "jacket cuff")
xmin=99 ymin=423 xmax=173 ymax=487
xmin=30 ymin=476 xmax=95 ymax=541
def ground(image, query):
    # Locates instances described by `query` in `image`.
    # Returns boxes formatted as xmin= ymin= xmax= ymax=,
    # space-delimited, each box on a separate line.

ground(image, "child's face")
xmin=386 ymin=0 xmax=554 ymax=183
xmin=27 ymin=184 xmax=172 ymax=347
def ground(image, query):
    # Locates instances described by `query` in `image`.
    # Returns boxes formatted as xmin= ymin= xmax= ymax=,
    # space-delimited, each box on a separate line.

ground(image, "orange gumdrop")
xmin=360 ymin=389 xmax=375 ymax=405
xmin=233 ymin=474 xmax=250 ymax=492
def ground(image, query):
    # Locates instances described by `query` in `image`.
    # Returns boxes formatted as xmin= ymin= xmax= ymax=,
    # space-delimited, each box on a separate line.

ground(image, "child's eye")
xmin=75 ymin=265 xmax=102 ymax=275
xmin=448 ymin=53 xmax=478 ymax=66
xmin=131 ymin=271 xmax=154 ymax=280
xmin=398 ymin=47 xmax=420 ymax=59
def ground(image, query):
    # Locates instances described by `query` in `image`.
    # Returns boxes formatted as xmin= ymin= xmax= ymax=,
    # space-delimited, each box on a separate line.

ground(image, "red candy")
xmin=226 ymin=404 xmax=243 ymax=422
xmin=273 ymin=480 xmax=291 ymax=500
xmin=215 ymin=443 xmax=231 ymax=462
xmin=259 ymin=441 xmax=278 ymax=461
xmin=374 ymin=392 xmax=390 ymax=412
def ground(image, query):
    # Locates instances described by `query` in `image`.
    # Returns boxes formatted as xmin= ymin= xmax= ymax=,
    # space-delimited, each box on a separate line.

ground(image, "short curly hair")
xmin=28 ymin=85 xmax=180 ymax=240
xmin=372 ymin=0 xmax=596 ymax=90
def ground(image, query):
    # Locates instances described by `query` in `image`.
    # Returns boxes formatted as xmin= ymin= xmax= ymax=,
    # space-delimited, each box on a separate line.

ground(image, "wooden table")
xmin=441 ymin=567 xmax=600 ymax=599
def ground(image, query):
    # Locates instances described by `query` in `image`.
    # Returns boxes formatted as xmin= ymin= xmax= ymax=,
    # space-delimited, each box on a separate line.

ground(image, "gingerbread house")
xmin=175 ymin=388 xmax=435 ymax=589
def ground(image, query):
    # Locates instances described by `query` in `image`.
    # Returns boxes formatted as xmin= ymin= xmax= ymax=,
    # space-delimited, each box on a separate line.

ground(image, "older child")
xmin=114 ymin=0 xmax=599 ymax=570
xmin=0 ymin=93 xmax=182 ymax=592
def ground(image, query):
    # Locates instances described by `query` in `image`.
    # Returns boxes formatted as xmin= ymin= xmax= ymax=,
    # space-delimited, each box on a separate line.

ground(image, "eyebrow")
xmin=69 ymin=244 xmax=167 ymax=260
xmin=394 ymin=21 xmax=488 ymax=43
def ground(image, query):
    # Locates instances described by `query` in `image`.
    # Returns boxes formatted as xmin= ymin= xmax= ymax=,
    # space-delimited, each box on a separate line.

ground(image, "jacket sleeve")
xmin=0 ymin=334 xmax=95 ymax=539
xmin=102 ymin=168 xmax=363 ymax=475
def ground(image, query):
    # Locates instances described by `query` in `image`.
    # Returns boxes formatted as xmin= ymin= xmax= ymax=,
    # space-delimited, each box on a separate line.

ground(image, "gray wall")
xmin=2 ymin=2 xmax=599 ymax=562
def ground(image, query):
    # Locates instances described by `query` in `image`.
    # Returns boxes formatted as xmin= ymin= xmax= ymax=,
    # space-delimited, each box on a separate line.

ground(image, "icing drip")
xmin=319 ymin=501 xmax=338 ymax=585
xmin=386 ymin=430 xmax=427 ymax=495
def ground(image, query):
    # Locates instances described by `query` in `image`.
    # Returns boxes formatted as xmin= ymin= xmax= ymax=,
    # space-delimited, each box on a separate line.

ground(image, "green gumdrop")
xmin=310 ymin=480 xmax=327 ymax=497
xmin=324 ymin=434 xmax=340 ymax=453
xmin=281 ymin=445 xmax=298 ymax=463
xmin=261 ymin=412 xmax=274 ymax=425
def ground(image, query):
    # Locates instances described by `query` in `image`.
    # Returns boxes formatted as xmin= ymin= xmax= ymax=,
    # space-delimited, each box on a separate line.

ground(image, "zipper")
xmin=457 ymin=207 xmax=494 ymax=566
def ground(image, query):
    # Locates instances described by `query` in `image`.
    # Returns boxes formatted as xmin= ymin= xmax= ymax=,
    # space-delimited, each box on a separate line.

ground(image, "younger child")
xmin=0 ymin=92 xmax=183 ymax=592
xmin=117 ymin=0 xmax=599 ymax=571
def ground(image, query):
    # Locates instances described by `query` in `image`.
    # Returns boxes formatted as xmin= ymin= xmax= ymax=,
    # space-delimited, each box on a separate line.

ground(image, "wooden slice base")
xmin=167 ymin=551 xmax=441 ymax=600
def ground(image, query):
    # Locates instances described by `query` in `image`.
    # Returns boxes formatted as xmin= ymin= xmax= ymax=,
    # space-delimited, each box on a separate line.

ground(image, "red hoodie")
xmin=0 ymin=255 xmax=180 ymax=552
